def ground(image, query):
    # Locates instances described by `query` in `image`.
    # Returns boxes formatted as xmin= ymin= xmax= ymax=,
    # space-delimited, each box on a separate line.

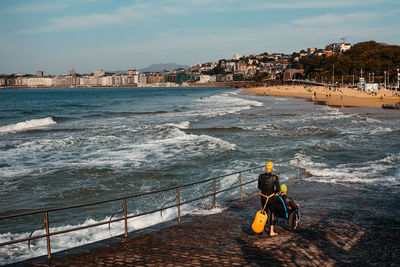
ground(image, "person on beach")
xmin=269 ymin=184 xmax=300 ymax=236
xmin=257 ymin=161 xmax=280 ymax=236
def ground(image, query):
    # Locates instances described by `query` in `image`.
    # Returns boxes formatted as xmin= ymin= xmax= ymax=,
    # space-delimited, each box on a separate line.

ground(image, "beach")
xmin=246 ymin=85 xmax=400 ymax=108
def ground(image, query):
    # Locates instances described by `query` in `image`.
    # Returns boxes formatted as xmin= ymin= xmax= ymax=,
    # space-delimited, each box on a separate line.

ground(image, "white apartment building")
xmin=79 ymin=76 xmax=100 ymax=86
xmin=26 ymin=77 xmax=54 ymax=87
xmin=331 ymin=43 xmax=352 ymax=53
xmin=13 ymin=77 xmax=54 ymax=87
xmin=100 ymin=75 xmax=127 ymax=86
xmin=199 ymin=75 xmax=211 ymax=83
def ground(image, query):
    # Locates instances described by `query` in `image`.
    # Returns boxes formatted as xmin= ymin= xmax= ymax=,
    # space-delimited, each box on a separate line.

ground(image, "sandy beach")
xmin=246 ymin=85 xmax=400 ymax=108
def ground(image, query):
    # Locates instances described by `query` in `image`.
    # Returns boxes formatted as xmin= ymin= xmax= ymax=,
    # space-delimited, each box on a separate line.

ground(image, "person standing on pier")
xmin=257 ymin=161 xmax=280 ymax=236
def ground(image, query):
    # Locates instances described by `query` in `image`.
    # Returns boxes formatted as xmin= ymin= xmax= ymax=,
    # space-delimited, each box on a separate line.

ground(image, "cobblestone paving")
xmin=17 ymin=181 xmax=400 ymax=267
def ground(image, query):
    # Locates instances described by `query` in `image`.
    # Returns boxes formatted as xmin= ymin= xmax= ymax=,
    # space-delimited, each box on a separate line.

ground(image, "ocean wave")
xmin=186 ymin=126 xmax=246 ymax=132
xmin=83 ymin=110 xmax=169 ymax=119
xmin=192 ymin=92 xmax=263 ymax=118
xmin=294 ymin=126 xmax=329 ymax=136
xmin=240 ymin=124 xmax=287 ymax=131
xmin=296 ymin=153 xmax=399 ymax=187
xmin=164 ymin=121 xmax=190 ymax=129
xmin=0 ymin=116 xmax=56 ymax=134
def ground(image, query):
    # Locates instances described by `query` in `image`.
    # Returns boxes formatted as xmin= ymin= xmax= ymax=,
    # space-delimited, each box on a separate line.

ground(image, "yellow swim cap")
xmin=266 ymin=161 xmax=273 ymax=172
xmin=280 ymin=184 xmax=287 ymax=193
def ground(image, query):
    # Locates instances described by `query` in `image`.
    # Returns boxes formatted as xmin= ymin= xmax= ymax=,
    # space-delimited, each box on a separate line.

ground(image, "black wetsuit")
xmin=269 ymin=194 xmax=298 ymax=225
xmin=257 ymin=172 xmax=280 ymax=224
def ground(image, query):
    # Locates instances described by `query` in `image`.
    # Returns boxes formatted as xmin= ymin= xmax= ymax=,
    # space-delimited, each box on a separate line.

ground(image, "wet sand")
xmin=246 ymin=85 xmax=400 ymax=108
xmin=18 ymin=179 xmax=400 ymax=266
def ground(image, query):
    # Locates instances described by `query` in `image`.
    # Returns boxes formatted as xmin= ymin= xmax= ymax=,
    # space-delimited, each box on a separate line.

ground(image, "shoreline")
xmin=0 ymin=81 xmax=252 ymax=90
xmin=246 ymin=85 xmax=400 ymax=108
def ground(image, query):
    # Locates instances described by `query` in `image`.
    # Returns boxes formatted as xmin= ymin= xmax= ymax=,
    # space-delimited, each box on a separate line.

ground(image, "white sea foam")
xmin=240 ymin=123 xmax=285 ymax=131
xmin=0 ymin=117 xmax=56 ymax=134
xmin=294 ymin=126 xmax=326 ymax=136
xmin=77 ymin=127 xmax=236 ymax=169
xmin=187 ymin=206 xmax=225 ymax=216
xmin=164 ymin=121 xmax=190 ymax=129
xmin=192 ymin=92 xmax=263 ymax=117
xmin=296 ymin=153 xmax=400 ymax=187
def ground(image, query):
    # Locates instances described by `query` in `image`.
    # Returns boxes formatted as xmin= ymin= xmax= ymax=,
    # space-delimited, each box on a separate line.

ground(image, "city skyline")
xmin=1 ymin=0 xmax=399 ymax=75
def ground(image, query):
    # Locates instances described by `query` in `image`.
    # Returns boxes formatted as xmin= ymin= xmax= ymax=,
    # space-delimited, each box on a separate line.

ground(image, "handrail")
xmin=0 ymin=162 xmax=294 ymax=220
xmin=0 ymin=159 xmax=301 ymax=261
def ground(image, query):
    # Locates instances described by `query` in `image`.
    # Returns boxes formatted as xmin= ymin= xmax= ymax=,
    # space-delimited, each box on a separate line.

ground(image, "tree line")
xmin=290 ymin=41 xmax=400 ymax=84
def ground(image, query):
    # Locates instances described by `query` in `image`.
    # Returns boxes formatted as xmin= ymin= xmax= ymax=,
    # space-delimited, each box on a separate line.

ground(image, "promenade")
xmin=16 ymin=181 xmax=400 ymax=267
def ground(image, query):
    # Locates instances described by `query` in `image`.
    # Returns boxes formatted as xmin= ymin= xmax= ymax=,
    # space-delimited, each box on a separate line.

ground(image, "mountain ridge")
xmin=139 ymin=63 xmax=189 ymax=72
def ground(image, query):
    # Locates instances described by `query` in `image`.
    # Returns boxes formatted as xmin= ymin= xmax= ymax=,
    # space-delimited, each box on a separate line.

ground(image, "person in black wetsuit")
xmin=257 ymin=161 xmax=280 ymax=236
xmin=269 ymin=184 xmax=300 ymax=235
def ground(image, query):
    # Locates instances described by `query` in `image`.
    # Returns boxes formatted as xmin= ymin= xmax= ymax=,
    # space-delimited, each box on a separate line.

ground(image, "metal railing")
xmin=0 ymin=159 xmax=300 ymax=260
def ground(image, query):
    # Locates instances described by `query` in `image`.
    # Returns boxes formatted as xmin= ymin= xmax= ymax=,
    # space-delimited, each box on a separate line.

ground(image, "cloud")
xmin=293 ymin=12 xmax=380 ymax=26
xmin=19 ymin=0 xmax=384 ymax=33
xmin=20 ymin=2 xmax=190 ymax=33
xmin=20 ymin=3 xmax=148 ymax=33
xmin=6 ymin=0 xmax=101 ymax=14
xmin=167 ymin=0 xmax=382 ymax=12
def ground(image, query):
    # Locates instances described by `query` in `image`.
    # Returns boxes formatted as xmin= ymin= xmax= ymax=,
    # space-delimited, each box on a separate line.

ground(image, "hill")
xmin=139 ymin=63 xmax=189 ymax=73
xmin=293 ymin=41 xmax=400 ymax=83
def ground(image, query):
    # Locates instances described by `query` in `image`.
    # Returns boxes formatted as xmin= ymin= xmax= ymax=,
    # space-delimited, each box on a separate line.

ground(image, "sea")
xmin=0 ymin=86 xmax=399 ymax=264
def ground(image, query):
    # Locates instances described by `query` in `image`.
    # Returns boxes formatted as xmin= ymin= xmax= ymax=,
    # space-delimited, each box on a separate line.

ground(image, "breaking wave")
xmin=0 ymin=117 xmax=56 ymax=134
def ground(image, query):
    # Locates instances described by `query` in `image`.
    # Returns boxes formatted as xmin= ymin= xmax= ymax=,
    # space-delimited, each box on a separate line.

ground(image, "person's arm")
xmin=257 ymin=174 xmax=262 ymax=190
xmin=287 ymin=196 xmax=299 ymax=209
xmin=274 ymin=175 xmax=280 ymax=193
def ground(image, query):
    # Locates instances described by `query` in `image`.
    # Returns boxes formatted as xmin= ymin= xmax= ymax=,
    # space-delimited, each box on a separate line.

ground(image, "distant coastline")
xmin=0 ymin=81 xmax=257 ymax=90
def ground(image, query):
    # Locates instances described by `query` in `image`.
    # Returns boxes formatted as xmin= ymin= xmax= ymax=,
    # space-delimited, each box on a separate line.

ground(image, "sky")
xmin=1 ymin=0 xmax=399 ymax=75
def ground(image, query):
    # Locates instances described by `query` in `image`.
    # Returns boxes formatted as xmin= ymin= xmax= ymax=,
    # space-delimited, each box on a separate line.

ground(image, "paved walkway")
xmin=17 ymin=181 xmax=400 ymax=266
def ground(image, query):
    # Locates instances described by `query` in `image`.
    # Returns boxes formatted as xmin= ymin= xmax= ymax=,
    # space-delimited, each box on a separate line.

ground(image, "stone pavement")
xmin=16 ymin=181 xmax=400 ymax=266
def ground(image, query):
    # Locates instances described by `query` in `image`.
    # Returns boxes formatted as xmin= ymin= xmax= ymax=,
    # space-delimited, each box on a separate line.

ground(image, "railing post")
xmin=288 ymin=160 xmax=291 ymax=186
xmin=277 ymin=162 xmax=280 ymax=181
xmin=176 ymin=188 xmax=181 ymax=224
xmin=44 ymin=211 xmax=51 ymax=259
xmin=123 ymin=198 xmax=128 ymax=239
xmin=297 ymin=158 xmax=300 ymax=182
xmin=239 ymin=172 xmax=242 ymax=201
xmin=213 ymin=178 xmax=216 ymax=208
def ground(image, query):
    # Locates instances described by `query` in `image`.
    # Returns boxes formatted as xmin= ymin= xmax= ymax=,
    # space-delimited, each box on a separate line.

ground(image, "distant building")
xmin=138 ymin=73 xmax=147 ymax=85
xmin=307 ymin=48 xmax=317 ymax=56
xmin=330 ymin=43 xmax=352 ymax=53
xmin=36 ymin=71 xmax=44 ymax=77
xmin=226 ymin=62 xmax=236 ymax=71
xmin=146 ymin=72 xmax=164 ymax=84
xmin=94 ymin=70 xmax=106 ymax=77
xmin=199 ymin=75 xmax=211 ymax=83
xmin=27 ymin=77 xmax=54 ymax=87
xmin=235 ymin=61 xmax=247 ymax=73
xmin=166 ymin=73 xmax=177 ymax=83
xmin=126 ymin=70 xmax=139 ymax=76
xmin=233 ymin=53 xmax=243 ymax=60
